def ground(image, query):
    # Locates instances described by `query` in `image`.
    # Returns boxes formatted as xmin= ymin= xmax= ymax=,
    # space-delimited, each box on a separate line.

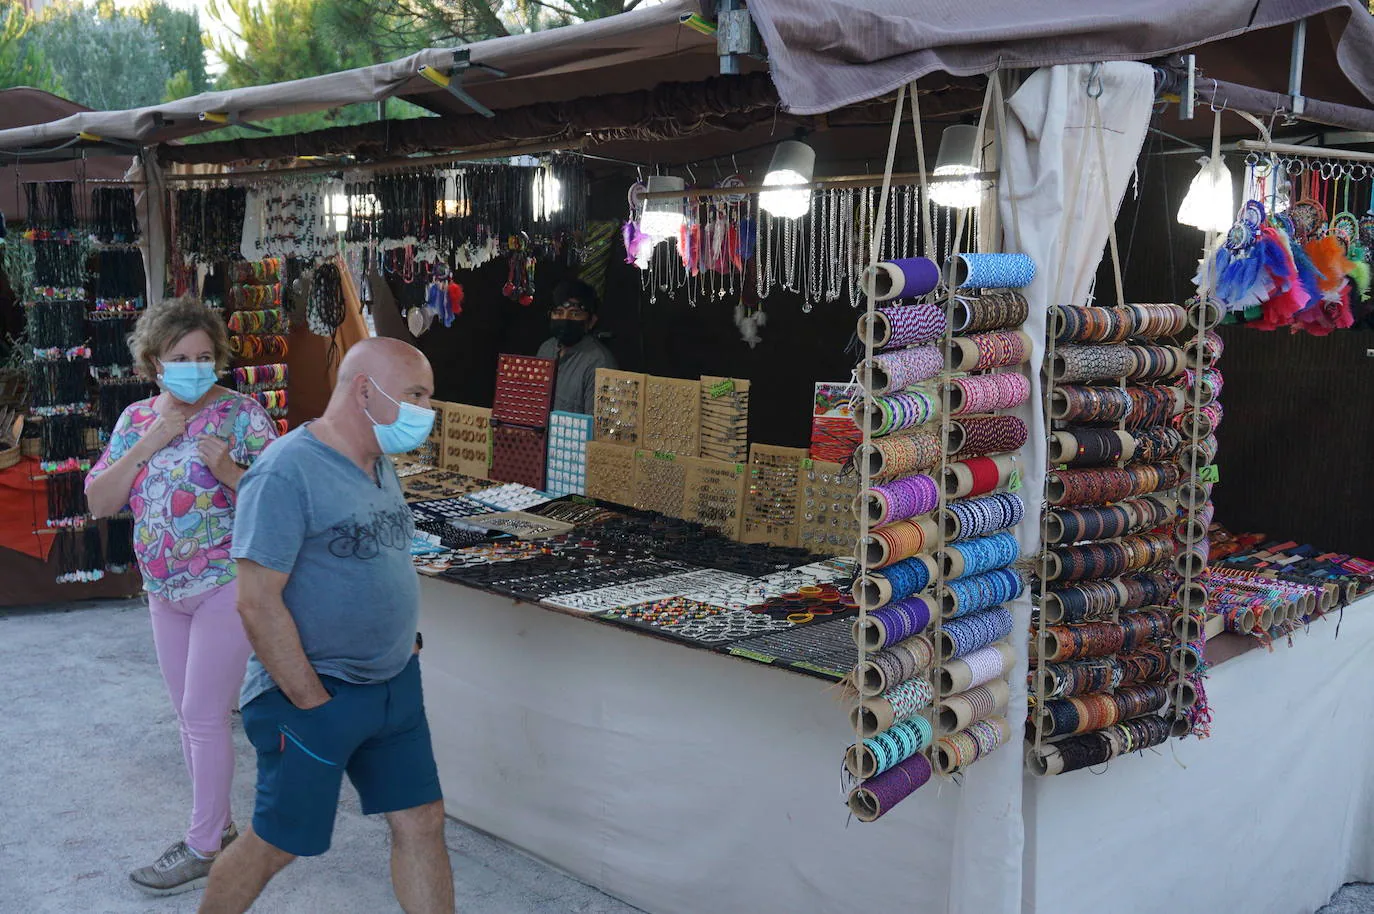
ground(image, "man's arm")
xmin=237 ymin=559 xmax=331 ymax=710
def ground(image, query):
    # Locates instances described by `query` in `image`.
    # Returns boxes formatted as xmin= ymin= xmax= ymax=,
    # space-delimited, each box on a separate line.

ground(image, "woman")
xmin=86 ymin=296 xmax=277 ymax=896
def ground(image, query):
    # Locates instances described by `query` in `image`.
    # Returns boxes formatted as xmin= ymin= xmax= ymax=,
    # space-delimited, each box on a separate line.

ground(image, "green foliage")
xmin=30 ymin=1 xmax=170 ymax=110
xmin=0 ymin=3 xmax=62 ymax=93
xmin=133 ymin=1 xmax=210 ymax=98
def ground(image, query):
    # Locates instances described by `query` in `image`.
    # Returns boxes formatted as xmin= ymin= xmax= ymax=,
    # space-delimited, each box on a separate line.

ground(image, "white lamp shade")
xmin=640 ymin=175 xmax=686 ymax=238
xmin=759 ymin=139 xmax=816 ymax=218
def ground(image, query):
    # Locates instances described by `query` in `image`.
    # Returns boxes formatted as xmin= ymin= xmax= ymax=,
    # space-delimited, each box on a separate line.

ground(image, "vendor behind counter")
xmin=537 ymin=279 xmax=617 ymax=415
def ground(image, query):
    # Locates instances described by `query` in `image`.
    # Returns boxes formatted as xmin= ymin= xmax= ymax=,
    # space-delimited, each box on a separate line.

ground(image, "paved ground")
xmin=0 ymin=599 xmax=643 ymax=914
xmin=2 ymin=598 xmax=1367 ymax=914
xmin=1321 ymin=885 xmax=1374 ymax=914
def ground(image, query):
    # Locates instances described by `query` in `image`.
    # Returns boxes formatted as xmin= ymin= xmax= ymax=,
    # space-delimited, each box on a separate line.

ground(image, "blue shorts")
xmin=240 ymin=654 xmax=442 ymax=857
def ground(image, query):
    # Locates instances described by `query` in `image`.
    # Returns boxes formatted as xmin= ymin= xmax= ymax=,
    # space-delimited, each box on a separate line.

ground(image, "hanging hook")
xmin=1086 ymin=62 xmax=1104 ymax=99
xmin=1208 ymin=79 xmax=1224 ymax=114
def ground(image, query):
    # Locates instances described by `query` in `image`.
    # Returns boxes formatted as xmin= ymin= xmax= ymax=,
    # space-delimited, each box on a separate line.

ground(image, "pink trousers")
xmin=147 ymin=580 xmax=252 ymax=855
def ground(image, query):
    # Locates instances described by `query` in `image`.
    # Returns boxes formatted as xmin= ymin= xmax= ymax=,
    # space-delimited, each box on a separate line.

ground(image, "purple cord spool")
xmin=863 ymin=257 xmax=941 ymax=302
xmin=847 ymin=752 xmax=934 ymax=821
xmin=858 ymin=303 xmax=945 ymax=350
xmin=866 ymin=473 xmax=940 ymax=525
xmin=868 ymin=597 xmax=933 ymax=648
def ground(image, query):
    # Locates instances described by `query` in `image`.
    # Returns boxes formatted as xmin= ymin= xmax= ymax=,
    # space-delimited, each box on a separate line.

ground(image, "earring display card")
xmin=586 ymin=440 xmax=636 ymax=505
xmin=632 ymin=449 xmax=687 ymax=518
xmin=699 ymin=376 xmax=751 ymax=463
xmin=642 ymin=375 xmax=701 ymax=457
xmin=682 ymin=457 xmax=747 ymax=541
xmin=492 ymin=354 xmax=556 ymax=427
xmin=726 ymin=616 xmax=857 ymax=681
xmin=546 ymin=411 xmax=593 ymax=497
xmin=441 ymin=403 xmax=492 ymax=479
xmin=490 ymin=423 xmax=548 ymax=491
xmin=593 ymin=368 xmax=646 ymax=446
xmin=796 ymin=459 xmax=860 ymax=557
xmin=741 ymin=444 xmax=808 ymax=548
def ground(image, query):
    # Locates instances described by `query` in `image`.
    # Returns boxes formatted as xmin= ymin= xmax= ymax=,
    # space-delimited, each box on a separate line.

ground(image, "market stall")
xmin=3 ymin=2 xmax=1374 ymax=912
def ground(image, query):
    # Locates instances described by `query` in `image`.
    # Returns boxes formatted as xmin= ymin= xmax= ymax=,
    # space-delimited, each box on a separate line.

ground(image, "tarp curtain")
xmin=969 ymin=60 xmax=1155 ymax=914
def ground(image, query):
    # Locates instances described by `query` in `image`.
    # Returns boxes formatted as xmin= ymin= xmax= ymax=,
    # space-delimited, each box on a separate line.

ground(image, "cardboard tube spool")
xmin=938 ymin=642 xmax=1015 ymax=693
xmin=1320 ymin=585 xmax=1338 ymax=612
xmin=1173 ymin=547 xmax=1207 ymax=578
xmin=1189 ymin=297 xmax=1223 ymax=330
xmin=1182 ymin=409 xmax=1216 ymax=439
xmin=947 ymin=331 xmax=1032 ymax=372
xmin=856 ymin=311 xmax=894 ymax=349
xmin=851 ymin=615 xmax=886 ymax=651
xmin=1172 ymin=612 xmax=1204 ymax=643
xmin=1027 ymin=744 xmax=1064 ymax=777
xmin=1168 ymin=676 xmax=1199 ymax=710
xmin=853 ymin=575 xmax=894 ymax=612
xmin=936 ymin=679 xmax=1010 ymax=735
xmin=943 ymin=454 xmax=1016 ymax=498
xmin=1258 ymin=606 xmax=1276 ymax=630
xmin=1180 ymin=580 xmax=1209 ymax=611
xmin=859 ymin=516 xmax=939 ymax=569
xmin=1170 ymin=644 xmax=1202 ymax=675
xmin=939 ymin=546 xmax=967 ymax=580
xmin=1176 ymin=515 xmax=1210 ymax=546
xmin=856 ymin=635 xmax=934 ymax=696
xmin=1041 ymin=591 xmax=1067 ymax=624
xmin=851 ymin=690 xmax=928 ymax=739
xmin=1044 ymin=513 xmax=1069 ymax=545
xmin=1040 ymin=551 xmax=1064 ymax=584
xmin=856 ymin=359 xmax=892 ymax=396
xmin=1345 ymin=581 xmax=1360 ymax=605
xmin=1171 ymin=716 xmax=1193 ymax=738
xmin=1178 ymin=481 xmax=1211 ymax=511
xmin=1180 ymin=443 xmax=1215 ymax=474
xmin=861 ymin=262 xmax=905 ymax=302
xmin=935 ymin=716 xmax=1008 ymax=775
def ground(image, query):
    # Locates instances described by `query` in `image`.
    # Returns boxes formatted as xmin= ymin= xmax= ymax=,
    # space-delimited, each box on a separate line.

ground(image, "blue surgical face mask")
xmin=158 ymin=361 xmax=217 ymax=404
xmin=364 ymin=376 xmax=435 ymax=454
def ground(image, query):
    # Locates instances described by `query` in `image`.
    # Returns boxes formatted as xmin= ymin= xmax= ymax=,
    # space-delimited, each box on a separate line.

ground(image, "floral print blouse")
xmin=86 ymin=391 xmax=277 ymax=601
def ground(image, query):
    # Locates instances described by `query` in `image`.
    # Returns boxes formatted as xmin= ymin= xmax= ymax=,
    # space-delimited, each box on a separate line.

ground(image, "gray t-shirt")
xmin=232 ymin=425 xmax=418 ymax=706
xmin=537 ymin=334 xmax=617 ymax=415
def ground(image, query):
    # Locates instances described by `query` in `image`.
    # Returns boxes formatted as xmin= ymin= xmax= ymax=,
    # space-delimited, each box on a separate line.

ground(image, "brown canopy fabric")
xmin=0 ymin=0 xmax=715 ymax=156
xmin=0 ymin=88 xmax=134 ymax=221
xmin=746 ymin=0 xmax=1374 ymax=115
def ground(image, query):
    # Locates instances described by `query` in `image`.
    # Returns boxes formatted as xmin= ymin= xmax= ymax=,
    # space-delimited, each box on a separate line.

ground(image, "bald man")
xmin=199 ymin=339 xmax=454 ymax=914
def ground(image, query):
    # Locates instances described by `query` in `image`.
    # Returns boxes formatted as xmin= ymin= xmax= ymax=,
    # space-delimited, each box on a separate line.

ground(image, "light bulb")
xmin=929 ymin=165 xmax=982 ymax=209
xmin=1178 ymin=155 xmax=1235 ymax=233
xmin=759 ymin=140 xmax=816 ymax=219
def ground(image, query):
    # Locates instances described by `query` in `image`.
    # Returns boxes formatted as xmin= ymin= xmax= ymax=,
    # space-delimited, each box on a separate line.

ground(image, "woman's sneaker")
xmin=129 ymin=825 xmax=235 ymax=897
xmin=129 ymin=841 xmax=214 ymax=896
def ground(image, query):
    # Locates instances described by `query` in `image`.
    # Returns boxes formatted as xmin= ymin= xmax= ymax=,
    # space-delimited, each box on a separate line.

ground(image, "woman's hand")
xmin=140 ymin=406 xmax=189 ymax=453
xmin=197 ymin=435 xmax=243 ymax=489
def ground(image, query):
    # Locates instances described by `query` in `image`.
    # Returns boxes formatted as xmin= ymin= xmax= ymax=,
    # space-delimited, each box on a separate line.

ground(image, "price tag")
xmin=801 ymin=459 xmax=815 ymax=470
xmin=709 ymin=379 xmax=736 ymax=398
xmin=654 ymin=450 xmax=676 ymax=461
xmin=1200 ymin=465 xmax=1220 ymax=483
xmin=1008 ymin=469 xmax=1023 ymax=492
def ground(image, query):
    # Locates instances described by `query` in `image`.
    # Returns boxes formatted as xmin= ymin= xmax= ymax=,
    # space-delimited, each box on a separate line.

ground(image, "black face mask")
xmin=550 ymin=319 xmax=587 ymax=346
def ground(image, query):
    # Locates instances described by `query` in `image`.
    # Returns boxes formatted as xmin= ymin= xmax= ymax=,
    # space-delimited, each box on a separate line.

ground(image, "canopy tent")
xmin=0 ymin=0 xmax=722 ymax=158
xmin=0 ymin=88 xmax=133 ymax=220
xmin=747 ymin=0 xmax=1374 ymax=116
xmin=3 ymin=0 xmax=1374 ymax=168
